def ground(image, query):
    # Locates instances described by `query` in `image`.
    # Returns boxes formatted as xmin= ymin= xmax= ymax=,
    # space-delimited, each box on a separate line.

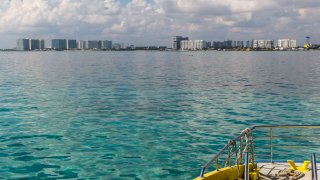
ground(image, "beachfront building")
xmin=172 ymin=36 xmax=189 ymax=50
xmin=52 ymin=39 xmax=67 ymax=50
xmin=277 ymin=39 xmax=297 ymax=49
xmin=40 ymin=40 xmax=45 ymax=50
xmin=212 ymin=40 xmax=233 ymax=49
xmin=87 ymin=40 xmax=103 ymax=49
xmin=102 ymin=40 xmax=112 ymax=49
xmin=17 ymin=39 xmax=30 ymax=50
xmin=30 ymin=39 xmax=40 ymax=50
xmin=77 ymin=40 xmax=87 ymax=49
xmin=252 ymin=40 xmax=274 ymax=49
xmin=233 ymin=41 xmax=244 ymax=48
xmin=67 ymin=40 xmax=77 ymax=49
xmin=180 ymin=40 xmax=207 ymax=50
xmin=245 ymin=40 xmax=252 ymax=48
xmin=17 ymin=39 xmax=45 ymax=50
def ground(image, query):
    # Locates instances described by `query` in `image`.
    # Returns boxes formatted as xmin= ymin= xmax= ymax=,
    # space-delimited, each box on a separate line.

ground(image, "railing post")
xmin=312 ymin=153 xmax=318 ymax=180
xmin=244 ymin=151 xmax=249 ymax=180
xmin=200 ymin=167 xmax=206 ymax=178
xmin=270 ymin=127 xmax=273 ymax=163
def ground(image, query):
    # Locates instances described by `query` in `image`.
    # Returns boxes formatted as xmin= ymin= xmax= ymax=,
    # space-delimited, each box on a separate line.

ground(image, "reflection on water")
xmin=0 ymin=51 xmax=320 ymax=179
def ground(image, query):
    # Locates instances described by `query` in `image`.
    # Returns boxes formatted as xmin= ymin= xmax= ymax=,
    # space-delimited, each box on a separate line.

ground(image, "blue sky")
xmin=0 ymin=0 xmax=320 ymax=48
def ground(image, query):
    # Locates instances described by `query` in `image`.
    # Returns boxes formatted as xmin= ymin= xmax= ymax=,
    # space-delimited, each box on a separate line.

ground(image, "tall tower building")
xmin=67 ymin=40 xmax=77 ymax=49
xmin=103 ymin=40 xmax=112 ymax=49
xmin=52 ymin=39 xmax=67 ymax=50
xmin=17 ymin=39 xmax=30 ymax=50
xmin=172 ymin=36 xmax=189 ymax=50
xmin=30 ymin=39 xmax=40 ymax=50
xmin=40 ymin=40 xmax=45 ymax=50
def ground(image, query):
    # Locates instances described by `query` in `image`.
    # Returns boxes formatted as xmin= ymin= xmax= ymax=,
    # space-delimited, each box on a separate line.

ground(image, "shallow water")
xmin=0 ymin=51 xmax=320 ymax=179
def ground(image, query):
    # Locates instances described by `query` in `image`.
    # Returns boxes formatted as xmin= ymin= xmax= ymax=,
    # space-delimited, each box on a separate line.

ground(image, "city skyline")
xmin=14 ymin=37 xmax=302 ymax=51
xmin=0 ymin=0 xmax=320 ymax=49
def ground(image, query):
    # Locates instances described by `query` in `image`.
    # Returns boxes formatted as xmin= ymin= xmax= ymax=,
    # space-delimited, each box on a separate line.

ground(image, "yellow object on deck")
xmin=288 ymin=160 xmax=310 ymax=172
xmin=194 ymin=164 xmax=258 ymax=180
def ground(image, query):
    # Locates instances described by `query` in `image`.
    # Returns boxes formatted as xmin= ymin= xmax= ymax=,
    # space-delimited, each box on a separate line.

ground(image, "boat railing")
xmin=312 ymin=152 xmax=318 ymax=180
xmin=199 ymin=126 xmax=255 ymax=177
xmin=199 ymin=125 xmax=320 ymax=178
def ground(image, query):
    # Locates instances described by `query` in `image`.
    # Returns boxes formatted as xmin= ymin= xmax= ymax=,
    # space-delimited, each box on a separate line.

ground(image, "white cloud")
xmin=0 ymin=0 xmax=320 ymax=48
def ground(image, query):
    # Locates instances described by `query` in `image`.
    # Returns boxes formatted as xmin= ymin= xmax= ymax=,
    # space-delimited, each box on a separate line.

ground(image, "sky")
xmin=0 ymin=0 xmax=319 ymax=48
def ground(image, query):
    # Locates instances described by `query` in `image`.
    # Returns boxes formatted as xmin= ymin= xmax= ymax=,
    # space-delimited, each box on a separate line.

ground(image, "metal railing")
xmin=312 ymin=152 xmax=318 ymax=180
xmin=199 ymin=125 xmax=320 ymax=178
xmin=199 ymin=127 xmax=255 ymax=177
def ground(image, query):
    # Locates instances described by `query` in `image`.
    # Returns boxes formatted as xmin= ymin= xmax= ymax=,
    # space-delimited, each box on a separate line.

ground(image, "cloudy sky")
xmin=0 ymin=0 xmax=319 ymax=48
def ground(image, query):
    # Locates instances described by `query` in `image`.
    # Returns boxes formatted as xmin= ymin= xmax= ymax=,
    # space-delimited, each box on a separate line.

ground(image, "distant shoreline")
xmin=1 ymin=48 xmax=320 ymax=52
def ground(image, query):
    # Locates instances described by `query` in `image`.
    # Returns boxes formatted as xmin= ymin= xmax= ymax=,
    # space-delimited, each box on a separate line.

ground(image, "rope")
xmin=250 ymin=130 xmax=255 ymax=165
xmin=238 ymin=136 xmax=243 ymax=164
xmin=259 ymin=169 xmax=305 ymax=180
xmin=238 ymin=128 xmax=251 ymax=164
xmin=243 ymin=128 xmax=250 ymax=153
xmin=225 ymin=140 xmax=236 ymax=167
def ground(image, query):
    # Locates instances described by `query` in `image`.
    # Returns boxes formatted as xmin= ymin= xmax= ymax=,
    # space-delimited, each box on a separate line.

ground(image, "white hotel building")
xmin=180 ymin=40 xmax=207 ymax=50
xmin=277 ymin=39 xmax=297 ymax=49
xmin=252 ymin=40 xmax=274 ymax=49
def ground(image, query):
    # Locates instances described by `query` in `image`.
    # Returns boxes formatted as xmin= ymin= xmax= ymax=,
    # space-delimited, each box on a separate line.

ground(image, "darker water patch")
xmin=8 ymin=163 xmax=60 ymax=174
xmin=123 ymin=156 xmax=141 ymax=159
xmin=14 ymin=155 xmax=70 ymax=161
xmin=33 ymin=148 xmax=49 ymax=151
xmin=2 ymin=135 xmax=63 ymax=142
xmin=0 ymin=152 xmax=9 ymax=157
xmin=54 ymin=169 xmax=78 ymax=179
xmin=0 ymin=108 xmax=11 ymax=112
xmin=102 ymin=154 xmax=114 ymax=159
xmin=107 ymin=168 xmax=116 ymax=172
xmin=7 ymin=143 xmax=24 ymax=147
xmin=36 ymin=172 xmax=59 ymax=179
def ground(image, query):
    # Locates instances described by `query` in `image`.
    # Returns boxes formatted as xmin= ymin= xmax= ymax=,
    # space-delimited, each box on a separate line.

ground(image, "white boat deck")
xmin=258 ymin=162 xmax=320 ymax=179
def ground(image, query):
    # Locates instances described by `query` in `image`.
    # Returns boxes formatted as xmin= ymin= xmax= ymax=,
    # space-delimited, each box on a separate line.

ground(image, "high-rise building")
xmin=77 ymin=40 xmax=87 ymax=49
xmin=232 ymin=41 xmax=244 ymax=48
xmin=181 ymin=40 xmax=207 ymax=50
xmin=253 ymin=40 xmax=274 ymax=49
xmin=103 ymin=40 xmax=112 ymax=49
xmin=30 ymin=39 xmax=40 ymax=50
xmin=87 ymin=40 xmax=99 ymax=49
xmin=277 ymin=39 xmax=297 ymax=49
xmin=67 ymin=40 xmax=77 ymax=49
xmin=52 ymin=39 xmax=67 ymax=50
xmin=40 ymin=40 xmax=45 ymax=50
xmin=17 ymin=39 xmax=45 ymax=50
xmin=245 ymin=41 xmax=252 ymax=48
xmin=17 ymin=39 xmax=30 ymax=50
xmin=98 ymin=41 xmax=103 ymax=49
xmin=172 ymin=36 xmax=189 ymax=50
xmin=207 ymin=41 xmax=212 ymax=48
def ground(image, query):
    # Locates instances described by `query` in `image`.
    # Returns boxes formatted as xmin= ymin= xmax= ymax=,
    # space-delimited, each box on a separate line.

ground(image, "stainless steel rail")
xmin=199 ymin=126 xmax=255 ymax=177
xmin=198 ymin=125 xmax=320 ymax=178
xmin=254 ymin=125 xmax=320 ymax=164
xmin=244 ymin=151 xmax=249 ymax=180
xmin=312 ymin=152 xmax=318 ymax=180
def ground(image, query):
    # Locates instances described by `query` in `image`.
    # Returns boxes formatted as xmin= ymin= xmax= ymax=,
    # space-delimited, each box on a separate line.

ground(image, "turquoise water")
xmin=1 ymin=51 xmax=320 ymax=179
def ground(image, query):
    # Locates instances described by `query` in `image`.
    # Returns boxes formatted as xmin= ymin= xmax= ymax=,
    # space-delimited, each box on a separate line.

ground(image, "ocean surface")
xmin=1 ymin=51 xmax=320 ymax=179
